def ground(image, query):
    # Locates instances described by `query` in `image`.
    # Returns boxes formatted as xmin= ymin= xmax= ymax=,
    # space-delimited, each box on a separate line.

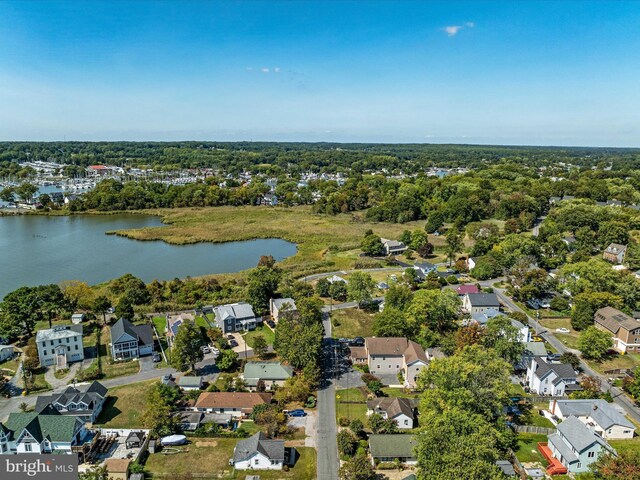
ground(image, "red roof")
xmin=88 ymin=165 xmax=108 ymax=170
xmin=456 ymin=284 xmax=480 ymax=295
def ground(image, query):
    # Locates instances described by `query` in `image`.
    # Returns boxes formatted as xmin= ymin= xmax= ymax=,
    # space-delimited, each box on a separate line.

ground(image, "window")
xmin=24 ymin=443 xmax=32 ymax=452
xmin=75 ymin=345 xmax=78 ymax=351
xmin=66 ymin=338 xmax=69 ymax=343
xmin=577 ymin=463 xmax=582 ymax=469
xmin=404 ymin=420 xmax=409 ymax=425
xmin=254 ymin=459 xmax=259 ymax=465
xmin=50 ymin=341 xmax=54 ymax=346
xmin=43 ymin=350 xmax=47 ymax=356
xmin=588 ymin=451 xmax=595 ymax=458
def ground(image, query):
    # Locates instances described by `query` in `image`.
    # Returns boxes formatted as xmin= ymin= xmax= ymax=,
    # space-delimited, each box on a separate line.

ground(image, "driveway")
xmin=228 ymin=333 xmax=254 ymax=359
xmin=335 ymin=365 xmax=365 ymax=390
xmin=196 ymin=353 xmax=220 ymax=382
xmin=138 ymin=356 xmax=157 ymax=373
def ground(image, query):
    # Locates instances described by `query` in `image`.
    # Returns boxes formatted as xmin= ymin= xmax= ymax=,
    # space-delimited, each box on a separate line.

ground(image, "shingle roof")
xmin=132 ymin=324 xmax=153 ymax=346
xmin=4 ymin=409 xmax=81 ymax=443
xmin=243 ymin=362 xmax=293 ymax=383
xmin=104 ymin=458 xmax=131 ymax=473
xmin=233 ymin=432 xmax=285 ymax=463
xmin=548 ymin=432 xmax=578 ymax=463
xmin=35 ymin=381 xmax=107 ymax=414
xmin=456 ymin=284 xmax=480 ymax=295
xmin=595 ymin=307 xmax=640 ymax=333
xmin=465 ymin=293 xmax=500 ymax=307
xmin=195 ymin=392 xmax=272 ymax=410
xmin=177 ymin=376 xmax=202 ymax=388
xmin=366 ymin=397 xmax=415 ymax=420
xmin=271 ymin=298 xmax=297 ymax=312
xmin=554 ymin=399 xmax=635 ymax=430
xmin=533 ymin=357 xmax=576 ymax=381
xmin=556 ymin=416 xmax=612 ymax=454
xmin=369 ymin=434 xmax=417 ymax=458
xmin=214 ymin=302 xmax=256 ymax=321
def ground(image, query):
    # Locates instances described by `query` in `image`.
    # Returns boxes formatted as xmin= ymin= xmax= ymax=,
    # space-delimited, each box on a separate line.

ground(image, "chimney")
xmin=551 ymin=399 xmax=557 ymax=414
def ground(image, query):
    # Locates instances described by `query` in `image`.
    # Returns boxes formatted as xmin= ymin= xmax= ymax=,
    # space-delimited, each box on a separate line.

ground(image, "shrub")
xmin=377 ymin=462 xmax=398 ymax=470
xmin=339 ymin=416 xmax=351 ymax=427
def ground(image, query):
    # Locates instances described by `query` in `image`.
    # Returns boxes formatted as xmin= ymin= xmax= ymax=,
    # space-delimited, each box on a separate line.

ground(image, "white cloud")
xmin=444 ymin=22 xmax=475 ymax=36
xmin=261 ymin=68 xmax=270 ymax=73
xmin=274 ymin=67 xmax=280 ymax=73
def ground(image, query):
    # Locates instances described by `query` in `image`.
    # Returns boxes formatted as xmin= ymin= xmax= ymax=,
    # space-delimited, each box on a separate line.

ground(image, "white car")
xmin=555 ymin=328 xmax=570 ymax=334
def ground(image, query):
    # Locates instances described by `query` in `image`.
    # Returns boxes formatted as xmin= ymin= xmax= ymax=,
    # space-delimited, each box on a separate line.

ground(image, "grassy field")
xmin=381 ymin=387 xmax=419 ymax=399
xmin=331 ymin=308 xmax=375 ymax=338
xmin=609 ymin=436 xmax=640 ymax=455
xmin=144 ymin=439 xmax=316 ymax=479
xmin=514 ymin=433 xmax=548 ymax=465
xmin=0 ymin=354 xmax=21 ymax=375
xmin=335 ymin=387 xmax=368 ymax=426
xmin=96 ymin=379 xmax=156 ymax=428
xmin=111 ymin=206 xmax=424 ymax=276
xmin=245 ymin=325 xmax=275 ymax=347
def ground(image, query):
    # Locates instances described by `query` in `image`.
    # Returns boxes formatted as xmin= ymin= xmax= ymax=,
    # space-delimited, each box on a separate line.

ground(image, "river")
xmin=0 ymin=214 xmax=296 ymax=299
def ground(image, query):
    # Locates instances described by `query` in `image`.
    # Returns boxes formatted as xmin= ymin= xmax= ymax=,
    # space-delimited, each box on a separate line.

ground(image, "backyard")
xmin=331 ymin=308 xmax=375 ymax=339
xmin=335 ymin=387 xmax=368 ymax=426
xmin=514 ymin=433 xmax=548 ymax=465
xmin=95 ymin=379 xmax=157 ymax=428
xmin=245 ymin=325 xmax=276 ymax=348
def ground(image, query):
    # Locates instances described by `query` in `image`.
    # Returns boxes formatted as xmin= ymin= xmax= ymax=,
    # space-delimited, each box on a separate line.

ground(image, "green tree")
xmin=384 ymin=283 xmax=413 ymax=310
xmin=252 ymin=334 xmax=269 ymax=359
xmin=560 ymin=352 xmax=581 ymax=370
xmin=93 ymin=296 xmax=111 ymax=325
xmin=247 ymin=264 xmax=282 ymax=315
xmin=445 ymin=226 xmax=464 ymax=266
xmin=372 ymin=306 xmax=409 ymax=337
xmin=589 ymin=450 xmax=640 ymax=480
xmin=315 ymin=278 xmax=331 ymax=297
xmin=407 ymin=289 xmax=460 ymax=334
xmin=142 ymin=383 xmax=178 ymax=436
xmin=329 ymin=280 xmax=348 ymax=301
xmin=170 ymin=322 xmax=205 ymax=372
xmin=216 ymin=349 xmax=238 ymax=371
xmin=115 ymin=296 xmax=134 ymax=321
xmin=483 ymin=316 xmax=525 ymax=364
xmin=347 ymin=272 xmax=375 ymax=308
xmin=79 ymin=465 xmax=110 ymax=480
xmin=361 ymin=233 xmax=384 ymax=256
xmin=368 ymin=412 xmax=398 ymax=434
xmin=339 ymin=453 xmax=377 ymax=480
xmin=274 ymin=310 xmax=323 ymax=371
xmin=337 ymin=429 xmax=358 ymax=456
xmin=425 ymin=211 xmax=444 ymax=234
xmin=578 ymin=326 xmax=613 ymax=361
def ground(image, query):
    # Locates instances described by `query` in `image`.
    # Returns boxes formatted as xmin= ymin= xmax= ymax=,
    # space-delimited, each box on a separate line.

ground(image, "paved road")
xmin=317 ymin=313 xmax=339 ymax=480
xmin=490 ymin=286 xmax=640 ymax=424
xmin=300 ymin=266 xmax=405 ymax=283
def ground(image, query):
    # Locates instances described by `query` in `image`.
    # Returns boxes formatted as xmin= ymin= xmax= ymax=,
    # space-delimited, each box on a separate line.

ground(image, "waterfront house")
xmin=34 ymin=381 xmax=108 ymax=423
xmin=242 ymin=362 xmax=293 ymax=391
xmin=109 ymin=318 xmax=154 ymax=360
xmin=36 ymin=325 xmax=84 ymax=368
xmin=213 ymin=302 xmax=258 ymax=334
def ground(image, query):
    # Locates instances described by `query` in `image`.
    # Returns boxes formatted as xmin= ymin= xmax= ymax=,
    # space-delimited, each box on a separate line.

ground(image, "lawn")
xmin=152 ymin=316 xmax=166 ymax=335
xmin=520 ymin=407 xmax=555 ymax=429
xmin=144 ymin=440 xmax=316 ymax=480
xmin=101 ymin=359 xmax=140 ymax=379
xmin=245 ymin=325 xmax=275 ymax=347
xmin=331 ymin=308 xmax=375 ymax=339
xmin=195 ymin=315 xmax=210 ymax=329
xmin=514 ymin=433 xmax=549 ymax=465
xmin=609 ymin=436 xmax=640 ymax=455
xmin=381 ymin=387 xmax=419 ymax=399
xmin=0 ymin=354 xmax=21 ymax=375
xmin=111 ymin=205 xmax=424 ymax=277
xmin=96 ymin=379 xmax=157 ymax=428
xmin=336 ymin=387 xmax=368 ymax=426
xmin=590 ymin=353 xmax=640 ymax=374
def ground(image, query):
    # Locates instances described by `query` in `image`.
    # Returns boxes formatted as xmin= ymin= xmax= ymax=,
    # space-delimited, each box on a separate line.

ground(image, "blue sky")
xmin=0 ymin=0 xmax=639 ymax=146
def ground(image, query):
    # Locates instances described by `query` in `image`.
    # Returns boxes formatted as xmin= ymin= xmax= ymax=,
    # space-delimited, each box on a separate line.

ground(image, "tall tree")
xmin=483 ymin=316 xmax=526 ymax=364
xmin=445 ymin=226 xmax=464 ymax=266
xmin=407 ymin=289 xmax=460 ymax=334
xmin=170 ymin=322 xmax=205 ymax=372
xmin=93 ymin=296 xmax=111 ymax=326
xmin=578 ymin=326 xmax=613 ymax=361
xmin=347 ymin=272 xmax=375 ymax=308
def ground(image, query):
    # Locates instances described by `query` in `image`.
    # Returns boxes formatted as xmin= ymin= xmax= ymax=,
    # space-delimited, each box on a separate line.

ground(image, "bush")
xmin=377 ymin=462 xmax=398 ymax=470
xmin=550 ymin=296 xmax=570 ymax=312
xmin=338 ymin=416 xmax=351 ymax=427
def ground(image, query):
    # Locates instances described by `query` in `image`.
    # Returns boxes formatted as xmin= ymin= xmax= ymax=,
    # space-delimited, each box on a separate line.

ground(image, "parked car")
xmin=287 ymin=409 xmax=307 ymax=417
xmin=201 ymin=345 xmax=211 ymax=354
xmin=229 ymin=339 xmax=239 ymax=347
xmin=555 ymin=328 xmax=570 ymax=333
xmin=226 ymin=334 xmax=235 ymax=340
xmin=547 ymin=353 xmax=562 ymax=361
xmin=152 ymin=352 xmax=162 ymax=363
xmin=266 ymin=320 xmax=276 ymax=328
xmin=349 ymin=337 xmax=365 ymax=347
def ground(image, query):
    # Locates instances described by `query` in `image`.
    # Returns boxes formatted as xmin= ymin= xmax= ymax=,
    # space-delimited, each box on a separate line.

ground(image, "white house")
xmin=463 ymin=293 xmax=500 ymax=314
xmin=269 ymin=298 xmax=297 ymax=323
xmin=71 ymin=313 xmax=85 ymax=325
xmin=511 ymin=319 xmax=531 ymax=343
xmin=381 ymin=238 xmax=408 ymax=256
xmin=109 ymin=318 xmax=154 ymax=360
xmin=36 ymin=325 xmax=84 ymax=368
xmin=177 ymin=376 xmax=203 ymax=391
xmin=366 ymin=397 xmax=416 ymax=429
xmin=549 ymin=399 xmax=635 ymax=440
xmin=0 ymin=345 xmax=15 ymax=363
xmin=232 ymin=432 xmax=286 ymax=470
xmin=526 ymin=357 xmax=579 ymax=396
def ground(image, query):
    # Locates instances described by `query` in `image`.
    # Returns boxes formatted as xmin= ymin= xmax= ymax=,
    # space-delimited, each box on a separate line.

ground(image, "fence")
xmin=514 ymin=425 xmax=557 ymax=435
xmin=524 ymin=396 xmax=567 ymax=404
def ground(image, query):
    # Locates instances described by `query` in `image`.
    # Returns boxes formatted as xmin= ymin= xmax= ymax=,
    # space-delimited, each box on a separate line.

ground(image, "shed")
xmin=71 ymin=313 xmax=86 ymax=324
xmin=125 ymin=431 xmax=145 ymax=449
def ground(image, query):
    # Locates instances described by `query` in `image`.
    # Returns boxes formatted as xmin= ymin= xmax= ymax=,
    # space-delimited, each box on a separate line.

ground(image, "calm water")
xmin=0 ymin=214 xmax=296 ymax=299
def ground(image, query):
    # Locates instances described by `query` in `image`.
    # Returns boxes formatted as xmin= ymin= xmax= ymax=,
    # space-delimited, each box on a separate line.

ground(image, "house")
xmin=242 ymin=362 xmax=293 ymax=391
xmin=368 ymin=434 xmax=417 ymax=466
xmin=470 ymin=308 xmax=502 ymax=326
xmin=540 ymin=416 xmax=616 ymax=474
xmin=515 ymin=342 xmax=548 ymax=371
xmin=173 ymin=411 xmax=204 ymax=431
xmin=327 ymin=275 xmax=348 ymax=284
xmin=193 ymin=392 xmax=272 ymax=418
xmin=380 ymin=238 xmax=408 ymax=255
xmin=36 ymin=325 xmax=84 ymax=368
xmin=232 ymin=432 xmax=286 ymax=470
xmin=269 ymin=298 xmax=297 ymax=323
xmin=366 ymin=397 xmax=416 ymax=429
xmin=71 ymin=313 xmax=85 ymax=325
xmin=456 ymin=284 xmax=480 ymax=296
xmin=260 ymin=193 xmax=278 ymax=206
xmin=413 ymin=262 xmax=437 ymax=281
xmin=34 ymin=381 xmax=108 ymax=423
xmin=349 ymin=337 xmax=430 ymax=388
xmin=594 ymin=306 xmax=640 ymax=354
xmin=0 ymin=345 xmax=15 ymax=362
xmin=526 ymin=357 xmax=579 ymax=396
xmin=109 ymin=318 xmax=154 ymax=360
xmin=213 ymin=302 xmax=258 ymax=334
xmin=549 ymin=399 xmax=635 ymax=439
xmin=86 ymin=165 xmax=110 ymax=176
xmin=511 ymin=319 xmax=531 ymax=343
xmin=466 ymin=257 xmax=478 ymax=271
xmin=165 ymin=313 xmax=194 ymax=347
xmin=103 ymin=458 xmax=131 ymax=480
xmin=177 ymin=376 xmax=203 ymax=391
xmin=603 ymin=243 xmax=627 ymax=264
xmin=463 ymin=293 xmax=500 ymax=314
xmin=0 ymin=407 xmax=87 ymax=455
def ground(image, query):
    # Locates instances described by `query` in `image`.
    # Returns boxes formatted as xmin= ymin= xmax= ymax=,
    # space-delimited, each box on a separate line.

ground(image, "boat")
xmin=160 ymin=434 xmax=187 ymax=446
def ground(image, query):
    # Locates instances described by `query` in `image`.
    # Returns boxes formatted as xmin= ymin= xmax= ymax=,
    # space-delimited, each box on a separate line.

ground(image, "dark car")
xmin=287 ymin=409 xmax=307 ymax=417
xmin=152 ymin=352 xmax=162 ymax=363
xmin=349 ymin=337 xmax=365 ymax=347
xmin=226 ymin=334 xmax=235 ymax=340
xmin=229 ymin=339 xmax=239 ymax=347
xmin=266 ymin=320 xmax=276 ymax=328
xmin=547 ymin=353 xmax=562 ymax=361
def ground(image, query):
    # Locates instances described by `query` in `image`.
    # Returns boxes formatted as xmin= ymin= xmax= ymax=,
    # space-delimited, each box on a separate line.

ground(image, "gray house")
xmin=34 ymin=381 xmax=108 ymax=423
xmin=109 ymin=318 xmax=154 ymax=360
xmin=232 ymin=432 xmax=286 ymax=470
xmin=213 ymin=302 xmax=258 ymax=334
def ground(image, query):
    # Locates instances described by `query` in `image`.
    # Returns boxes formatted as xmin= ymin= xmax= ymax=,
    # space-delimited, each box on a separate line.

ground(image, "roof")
xmin=243 ymin=362 xmax=293 ymax=382
xmin=495 ymin=460 xmax=516 ymax=476
xmin=214 ymin=302 xmax=256 ymax=321
xmin=104 ymin=458 xmax=131 ymax=473
xmin=548 ymin=432 xmax=578 ymax=463
xmin=456 ymin=284 xmax=480 ymax=295
xmin=132 ymin=324 xmax=154 ymax=346
xmin=194 ymin=392 xmax=272 ymax=410
xmin=414 ymin=262 xmax=436 ymax=271
xmin=271 ymin=298 xmax=297 ymax=312
xmin=233 ymin=432 xmax=285 ymax=463
xmin=369 ymin=434 xmax=417 ymax=458
xmin=36 ymin=324 xmax=83 ymax=343
xmin=349 ymin=346 xmax=367 ymax=359
xmin=532 ymin=357 xmax=576 ymax=381
xmin=174 ymin=411 xmax=203 ymax=424
xmin=366 ymin=337 xmax=417 ymax=357
xmin=177 ymin=376 xmax=203 ymax=388
xmin=465 ymin=292 xmax=500 ymax=307
xmin=524 ymin=342 xmax=548 ymax=356
xmin=605 ymin=243 xmax=627 ymax=253
xmin=35 ymin=381 xmax=108 ymax=414
xmin=366 ymin=397 xmax=415 ymax=420
xmin=4 ymin=409 xmax=81 ymax=443
xmin=554 ymin=399 xmax=635 ymax=430
xmin=556 ymin=416 xmax=613 ymax=454
xmin=595 ymin=307 xmax=640 ymax=333
xmin=381 ymin=238 xmax=406 ymax=249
